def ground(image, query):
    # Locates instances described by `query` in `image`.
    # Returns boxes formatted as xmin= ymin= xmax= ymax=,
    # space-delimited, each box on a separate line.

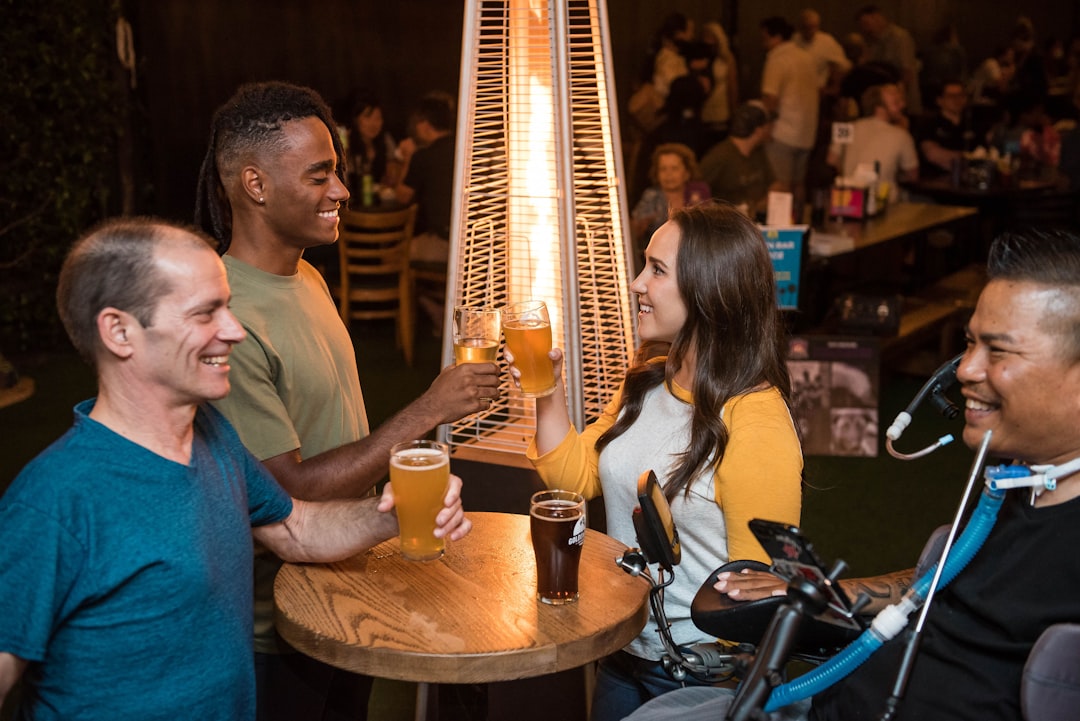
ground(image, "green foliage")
xmin=0 ymin=0 xmax=125 ymax=352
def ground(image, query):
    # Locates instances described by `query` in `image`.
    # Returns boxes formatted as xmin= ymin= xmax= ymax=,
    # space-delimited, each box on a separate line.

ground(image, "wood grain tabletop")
xmin=274 ymin=511 xmax=650 ymax=684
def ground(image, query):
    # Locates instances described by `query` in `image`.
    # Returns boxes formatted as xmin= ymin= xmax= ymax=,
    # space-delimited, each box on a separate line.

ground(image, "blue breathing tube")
xmin=763 ymin=485 xmax=1006 ymax=712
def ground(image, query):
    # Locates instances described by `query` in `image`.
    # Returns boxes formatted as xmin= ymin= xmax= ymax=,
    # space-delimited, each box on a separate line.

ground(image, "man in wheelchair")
xmin=627 ymin=227 xmax=1080 ymax=721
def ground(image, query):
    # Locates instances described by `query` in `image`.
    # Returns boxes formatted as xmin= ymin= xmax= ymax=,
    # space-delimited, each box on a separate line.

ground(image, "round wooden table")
xmin=274 ymin=511 xmax=650 ymax=687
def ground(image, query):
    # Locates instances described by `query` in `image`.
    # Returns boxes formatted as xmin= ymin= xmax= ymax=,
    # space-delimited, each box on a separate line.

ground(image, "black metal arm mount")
xmin=616 ymin=550 xmax=752 ymax=684
xmin=725 ymin=559 xmax=869 ymax=721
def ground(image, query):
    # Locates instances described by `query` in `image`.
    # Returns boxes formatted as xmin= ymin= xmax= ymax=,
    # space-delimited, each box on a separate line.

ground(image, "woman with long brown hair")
xmin=510 ymin=201 xmax=803 ymax=721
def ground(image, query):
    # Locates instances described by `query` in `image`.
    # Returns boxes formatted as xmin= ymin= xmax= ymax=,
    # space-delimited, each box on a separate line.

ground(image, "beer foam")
xmin=530 ymin=500 xmax=583 ymax=520
xmin=390 ymin=448 xmax=449 ymax=469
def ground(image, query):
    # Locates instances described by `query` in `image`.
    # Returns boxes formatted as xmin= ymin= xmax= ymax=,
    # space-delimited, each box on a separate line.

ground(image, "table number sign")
xmin=832 ymin=122 xmax=854 ymax=144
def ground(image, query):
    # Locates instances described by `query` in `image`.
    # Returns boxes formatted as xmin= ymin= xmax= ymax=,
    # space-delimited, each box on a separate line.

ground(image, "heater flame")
xmin=444 ymin=0 xmax=634 ymax=461
xmin=507 ymin=0 xmax=563 ymax=338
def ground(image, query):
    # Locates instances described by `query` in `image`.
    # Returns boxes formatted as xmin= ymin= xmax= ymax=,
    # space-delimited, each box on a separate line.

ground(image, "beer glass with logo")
xmin=501 ymin=300 xmax=556 ymax=397
xmin=389 ymin=440 xmax=450 ymax=561
xmin=529 ymin=489 xmax=586 ymax=604
xmin=453 ymin=306 xmax=501 ymax=365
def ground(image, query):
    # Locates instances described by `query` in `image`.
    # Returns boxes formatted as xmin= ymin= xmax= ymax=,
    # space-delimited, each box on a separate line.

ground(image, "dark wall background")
xmin=132 ymin=0 xmax=1079 ymax=223
xmin=134 ymin=0 xmax=467 ymax=221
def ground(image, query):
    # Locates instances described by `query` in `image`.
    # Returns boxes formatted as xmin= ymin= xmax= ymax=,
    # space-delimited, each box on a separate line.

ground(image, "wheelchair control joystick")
xmin=725 ymin=554 xmax=852 ymax=721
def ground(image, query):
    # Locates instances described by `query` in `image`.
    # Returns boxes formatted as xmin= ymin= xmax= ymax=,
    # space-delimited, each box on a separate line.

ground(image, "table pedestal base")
xmin=414 ymin=682 xmax=437 ymax=721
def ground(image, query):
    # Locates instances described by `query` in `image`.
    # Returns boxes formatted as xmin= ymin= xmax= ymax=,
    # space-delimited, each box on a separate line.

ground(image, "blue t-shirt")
xmin=0 ymin=400 xmax=293 ymax=721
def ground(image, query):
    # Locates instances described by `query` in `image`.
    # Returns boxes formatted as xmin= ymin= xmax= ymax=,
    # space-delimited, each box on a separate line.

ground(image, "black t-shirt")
xmin=811 ymin=491 xmax=1080 ymax=721
xmin=404 ymin=133 xmax=454 ymax=238
xmin=915 ymin=113 xmax=975 ymax=177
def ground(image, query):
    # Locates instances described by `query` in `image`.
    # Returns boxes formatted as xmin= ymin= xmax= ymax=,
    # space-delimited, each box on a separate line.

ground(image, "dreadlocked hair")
xmin=194 ymin=81 xmax=346 ymax=253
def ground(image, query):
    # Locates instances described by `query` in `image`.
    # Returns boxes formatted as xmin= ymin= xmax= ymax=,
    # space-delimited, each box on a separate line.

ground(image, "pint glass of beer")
xmin=501 ymin=300 xmax=556 ymax=397
xmin=453 ymin=306 xmax=501 ymax=364
xmin=529 ymin=489 xmax=586 ymax=604
xmin=389 ymin=440 xmax=450 ymax=561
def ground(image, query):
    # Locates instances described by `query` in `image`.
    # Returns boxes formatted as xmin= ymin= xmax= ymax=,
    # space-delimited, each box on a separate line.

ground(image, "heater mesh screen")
xmin=445 ymin=0 xmax=634 ymax=460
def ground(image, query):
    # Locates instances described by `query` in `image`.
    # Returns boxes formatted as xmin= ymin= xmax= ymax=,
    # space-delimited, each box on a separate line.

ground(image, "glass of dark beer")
xmin=529 ymin=489 xmax=586 ymax=604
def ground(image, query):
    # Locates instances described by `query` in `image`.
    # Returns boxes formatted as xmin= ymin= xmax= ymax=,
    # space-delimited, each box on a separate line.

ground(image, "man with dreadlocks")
xmin=194 ymin=82 xmax=497 ymax=721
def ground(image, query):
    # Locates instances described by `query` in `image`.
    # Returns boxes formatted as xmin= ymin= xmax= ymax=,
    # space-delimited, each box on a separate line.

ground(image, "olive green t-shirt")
xmin=213 ymin=255 xmax=370 ymax=653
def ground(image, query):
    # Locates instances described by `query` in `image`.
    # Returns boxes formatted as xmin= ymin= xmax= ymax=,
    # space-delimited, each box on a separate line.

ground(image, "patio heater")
xmin=439 ymin=0 xmax=635 ymax=466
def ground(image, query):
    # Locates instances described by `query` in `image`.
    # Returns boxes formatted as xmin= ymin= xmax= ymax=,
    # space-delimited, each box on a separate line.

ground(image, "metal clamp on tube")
xmin=985 ymin=457 xmax=1080 ymax=501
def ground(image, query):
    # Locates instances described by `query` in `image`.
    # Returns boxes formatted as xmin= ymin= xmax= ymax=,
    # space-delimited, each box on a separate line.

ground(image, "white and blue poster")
xmin=761 ymin=225 xmax=808 ymax=310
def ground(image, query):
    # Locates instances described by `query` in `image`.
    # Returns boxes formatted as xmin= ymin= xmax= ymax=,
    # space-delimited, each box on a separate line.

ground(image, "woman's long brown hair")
xmin=595 ymin=201 xmax=793 ymax=501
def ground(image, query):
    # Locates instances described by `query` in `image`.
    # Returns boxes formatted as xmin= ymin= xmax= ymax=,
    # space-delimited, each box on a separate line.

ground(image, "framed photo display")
xmin=787 ymin=335 xmax=880 ymax=457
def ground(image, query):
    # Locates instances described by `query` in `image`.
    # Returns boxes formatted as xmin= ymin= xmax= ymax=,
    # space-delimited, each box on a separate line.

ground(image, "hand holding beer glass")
xmin=389 ymin=440 xmax=451 ymax=561
xmin=529 ymin=489 xmax=586 ymax=604
xmin=501 ymin=300 xmax=556 ymax=398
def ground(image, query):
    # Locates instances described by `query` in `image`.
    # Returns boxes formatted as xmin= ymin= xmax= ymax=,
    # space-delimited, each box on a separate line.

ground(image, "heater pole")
xmin=551 ymin=0 xmax=585 ymax=431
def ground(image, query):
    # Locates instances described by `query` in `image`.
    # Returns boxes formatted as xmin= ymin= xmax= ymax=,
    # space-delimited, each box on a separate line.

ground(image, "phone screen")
xmin=748 ymin=519 xmax=863 ymax=630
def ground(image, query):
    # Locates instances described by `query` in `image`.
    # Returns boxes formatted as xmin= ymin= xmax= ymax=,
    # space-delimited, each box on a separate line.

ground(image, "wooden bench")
xmin=918 ymin=263 xmax=987 ymax=310
xmin=881 ymin=264 xmax=988 ymax=372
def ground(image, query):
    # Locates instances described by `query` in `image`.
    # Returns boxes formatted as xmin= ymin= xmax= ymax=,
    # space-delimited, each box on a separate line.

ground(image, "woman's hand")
xmin=503 ymin=346 xmax=563 ymax=393
xmin=506 ymin=346 xmax=570 ymax=455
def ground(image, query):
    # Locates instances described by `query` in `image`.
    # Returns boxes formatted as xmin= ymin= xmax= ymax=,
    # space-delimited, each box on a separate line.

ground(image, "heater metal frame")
xmin=439 ymin=0 xmax=635 ymax=463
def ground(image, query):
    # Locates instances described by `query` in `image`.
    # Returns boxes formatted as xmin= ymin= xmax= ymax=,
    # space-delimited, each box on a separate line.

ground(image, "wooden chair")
xmin=337 ymin=205 xmax=418 ymax=366
xmin=410 ymin=260 xmax=448 ymax=336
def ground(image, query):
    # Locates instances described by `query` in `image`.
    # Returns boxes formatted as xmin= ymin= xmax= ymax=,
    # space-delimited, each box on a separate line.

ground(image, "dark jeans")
xmin=255 ymin=651 xmax=374 ymax=721
xmin=590 ymin=650 xmax=713 ymax=721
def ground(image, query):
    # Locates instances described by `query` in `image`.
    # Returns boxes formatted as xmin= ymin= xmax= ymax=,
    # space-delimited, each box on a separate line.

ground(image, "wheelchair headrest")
xmin=1022 ymin=623 xmax=1080 ymax=721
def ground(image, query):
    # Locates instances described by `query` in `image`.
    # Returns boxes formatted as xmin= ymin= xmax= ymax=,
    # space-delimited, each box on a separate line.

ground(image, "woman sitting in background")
xmin=630 ymin=143 xmax=710 ymax=259
xmin=507 ymin=201 xmax=803 ymax=721
xmin=346 ymin=90 xmax=400 ymax=191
